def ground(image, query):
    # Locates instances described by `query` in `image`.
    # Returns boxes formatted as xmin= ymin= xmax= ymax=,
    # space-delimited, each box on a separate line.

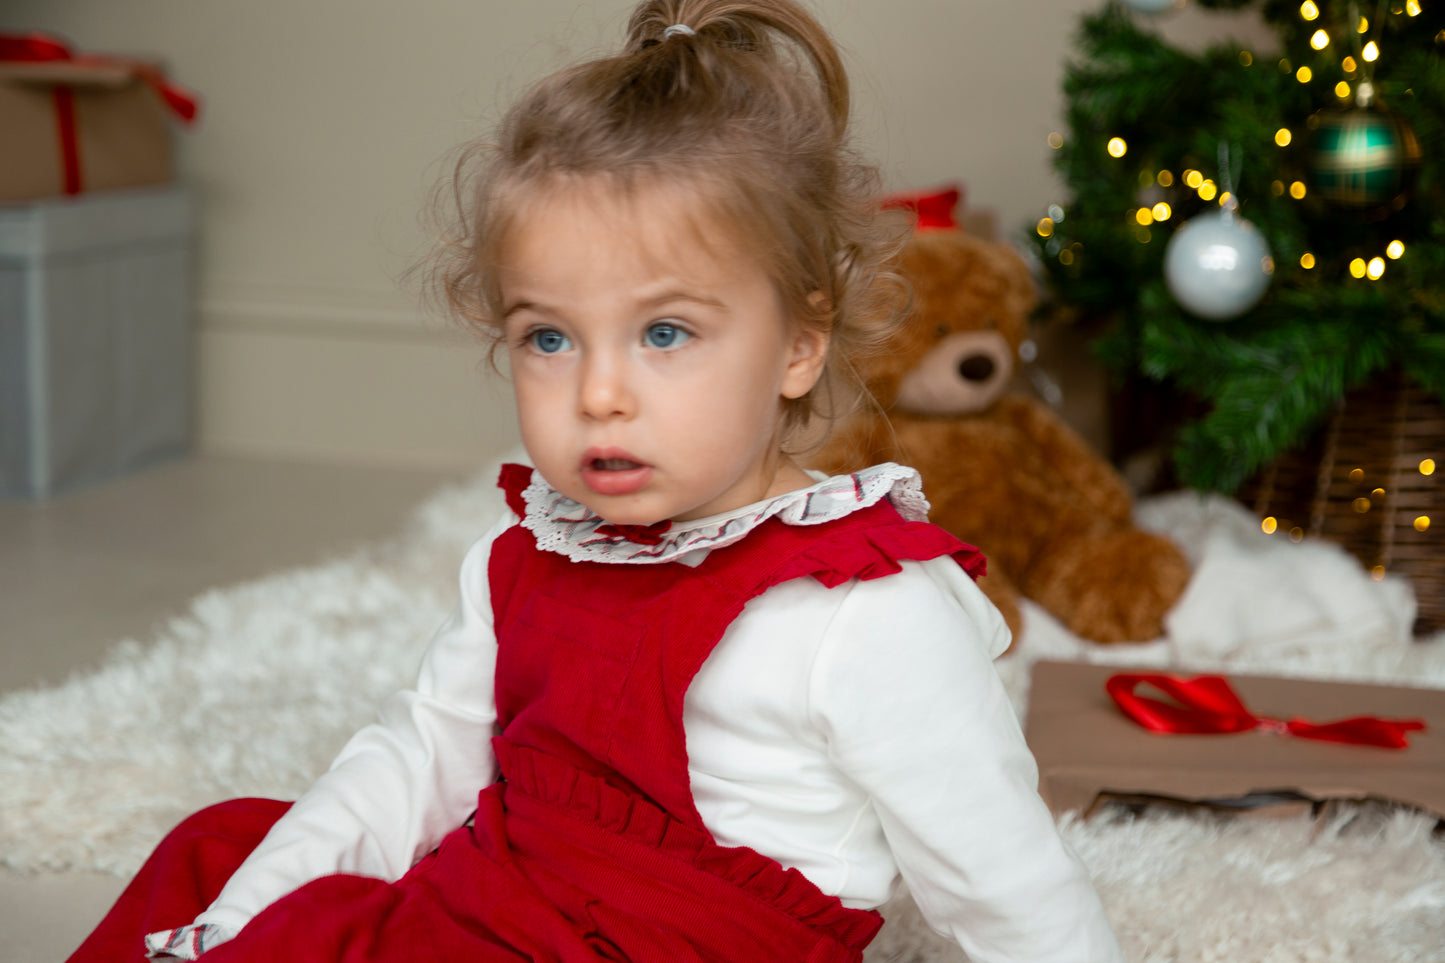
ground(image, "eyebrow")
xmin=501 ymin=289 xmax=728 ymax=321
xmin=644 ymin=290 xmax=728 ymax=312
xmin=501 ymin=300 xmax=544 ymax=321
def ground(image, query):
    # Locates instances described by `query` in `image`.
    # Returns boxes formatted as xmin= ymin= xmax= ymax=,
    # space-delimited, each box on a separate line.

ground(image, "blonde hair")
xmin=425 ymin=0 xmax=907 ymax=441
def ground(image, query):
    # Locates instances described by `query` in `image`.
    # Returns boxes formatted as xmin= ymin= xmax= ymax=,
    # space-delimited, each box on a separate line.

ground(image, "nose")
xmin=958 ymin=354 xmax=996 ymax=383
xmin=578 ymin=353 xmax=635 ymax=420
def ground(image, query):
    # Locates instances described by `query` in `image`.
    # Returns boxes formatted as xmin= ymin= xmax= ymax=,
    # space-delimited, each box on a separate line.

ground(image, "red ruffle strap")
xmin=775 ymin=520 xmax=985 ymax=589
xmin=1107 ymin=673 xmax=1427 ymax=749
xmin=497 ymin=463 xmax=534 ymax=518
xmin=494 ymin=739 xmax=883 ymax=950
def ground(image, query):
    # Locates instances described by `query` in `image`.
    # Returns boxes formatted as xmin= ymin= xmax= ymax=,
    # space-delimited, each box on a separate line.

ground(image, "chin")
xmin=603 ymin=499 xmax=677 ymax=525
xmin=574 ymin=494 xmax=665 ymax=527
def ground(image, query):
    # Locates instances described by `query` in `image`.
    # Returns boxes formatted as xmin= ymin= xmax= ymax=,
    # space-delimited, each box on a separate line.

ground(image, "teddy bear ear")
xmin=989 ymin=243 xmax=1041 ymax=319
xmin=899 ymin=227 xmax=977 ymax=281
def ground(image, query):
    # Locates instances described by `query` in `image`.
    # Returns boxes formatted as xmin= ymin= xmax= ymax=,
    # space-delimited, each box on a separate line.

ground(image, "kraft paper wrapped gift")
xmin=0 ymin=33 xmax=199 ymax=202
xmin=1024 ymin=659 xmax=1444 ymax=819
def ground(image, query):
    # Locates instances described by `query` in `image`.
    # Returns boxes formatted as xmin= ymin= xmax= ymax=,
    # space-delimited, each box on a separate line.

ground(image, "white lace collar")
xmin=517 ymin=463 xmax=929 ymax=565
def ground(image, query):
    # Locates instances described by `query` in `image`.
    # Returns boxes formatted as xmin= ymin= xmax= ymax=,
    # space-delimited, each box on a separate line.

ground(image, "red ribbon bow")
xmin=592 ymin=520 xmax=674 ymax=546
xmin=1106 ymin=673 xmax=1426 ymax=750
xmin=0 ymin=33 xmax=70 ymax=62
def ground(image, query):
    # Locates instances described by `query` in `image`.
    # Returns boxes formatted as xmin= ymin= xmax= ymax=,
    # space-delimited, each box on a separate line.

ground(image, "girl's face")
xmin=498 ymin=180 xmax=828 ymax=526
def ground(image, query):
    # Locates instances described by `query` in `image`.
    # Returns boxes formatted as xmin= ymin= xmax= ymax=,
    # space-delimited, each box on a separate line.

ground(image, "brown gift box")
xmin=1024 ymin=659 xmax=1445 ymax=820
xmin=0 ymin=59 xmax=176 ymax=202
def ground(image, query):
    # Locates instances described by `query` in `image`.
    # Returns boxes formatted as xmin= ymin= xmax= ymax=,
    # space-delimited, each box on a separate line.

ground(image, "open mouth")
xmin=580 ymin=451 xmax=653 ymax=496
xmin=590 ymin=457 xmax=643 ymax=471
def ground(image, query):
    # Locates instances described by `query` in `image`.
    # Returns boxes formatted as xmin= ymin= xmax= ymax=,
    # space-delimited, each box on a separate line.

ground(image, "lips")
xmin=580 ymin=449 xmax=653 ymax=496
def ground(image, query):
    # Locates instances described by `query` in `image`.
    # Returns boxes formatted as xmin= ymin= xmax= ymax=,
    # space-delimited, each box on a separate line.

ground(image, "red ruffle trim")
xmin=776 ymin=520 xmax=986 ymax=589
xmin=498 ymin=463 xmax=533 ymax=517
xmin=494 ymin=739 xmax=883 ymax=951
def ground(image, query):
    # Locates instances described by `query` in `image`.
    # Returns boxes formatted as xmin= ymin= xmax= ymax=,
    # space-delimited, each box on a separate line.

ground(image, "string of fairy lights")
xmin=1260 ymin=456 xmax=1434 ymax=573
xmin=1038 ymin=0 xmax=1426 ymax=295
xmin=1037 ymin=0 xmax=1436 ymax=565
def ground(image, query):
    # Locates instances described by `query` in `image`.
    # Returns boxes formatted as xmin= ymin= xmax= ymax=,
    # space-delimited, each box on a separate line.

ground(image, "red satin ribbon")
xmin=2 ymin=31 xmax=200 ymax=194
xmin=0 ymin=33 xmax=70 ymax=62
xmin=1 ymin=32 xmax=200 ymax=120
xmin=51 ymin=85 xmax=80 ymax=194
xmin=1106 ymin=673 xmax=1426 ymax=750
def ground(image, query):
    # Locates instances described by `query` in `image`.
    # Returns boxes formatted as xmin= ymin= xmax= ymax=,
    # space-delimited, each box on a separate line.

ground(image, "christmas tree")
xmin=1033 ymin=0 xmax=1445 ymax=495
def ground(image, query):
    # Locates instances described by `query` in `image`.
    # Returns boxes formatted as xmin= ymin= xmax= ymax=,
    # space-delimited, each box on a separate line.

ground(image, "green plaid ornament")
xmin=1309 ymin=105 xmax=1422 ymax=210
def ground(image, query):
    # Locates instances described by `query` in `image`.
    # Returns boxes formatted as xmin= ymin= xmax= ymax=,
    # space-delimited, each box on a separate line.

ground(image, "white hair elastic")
xmin=663 ymin=24 xmax=696 ymax=38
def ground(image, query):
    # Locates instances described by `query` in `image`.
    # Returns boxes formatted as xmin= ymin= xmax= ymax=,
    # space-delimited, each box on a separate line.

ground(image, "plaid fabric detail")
xmin=1311 ymin=110 xmax=1416 ymax=205
xmin=144 ymin=922 xmax=223 ymax=959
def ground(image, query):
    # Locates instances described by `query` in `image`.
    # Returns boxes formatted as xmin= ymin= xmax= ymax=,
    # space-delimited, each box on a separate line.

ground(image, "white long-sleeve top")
xmin=151 ymin=466 xmax=1122 ymax=963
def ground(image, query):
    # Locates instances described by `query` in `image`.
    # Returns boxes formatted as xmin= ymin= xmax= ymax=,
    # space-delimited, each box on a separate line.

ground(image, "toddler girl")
xmin=69 ymin=2 xmax=1122 ymax=961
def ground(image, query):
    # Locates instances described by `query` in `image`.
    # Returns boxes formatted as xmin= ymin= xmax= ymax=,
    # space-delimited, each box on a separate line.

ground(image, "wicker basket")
xmin=1239 ymin=371 xmax=1444 ymax=634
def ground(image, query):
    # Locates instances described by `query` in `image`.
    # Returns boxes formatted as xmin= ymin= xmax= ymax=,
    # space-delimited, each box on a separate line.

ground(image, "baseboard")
xmin=196 ymin=286 xmax=519 ymax=470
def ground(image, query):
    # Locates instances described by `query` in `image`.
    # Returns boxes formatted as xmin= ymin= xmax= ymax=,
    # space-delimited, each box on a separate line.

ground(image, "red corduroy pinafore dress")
xmin=70 ymin=465 xmax=982 ymax=963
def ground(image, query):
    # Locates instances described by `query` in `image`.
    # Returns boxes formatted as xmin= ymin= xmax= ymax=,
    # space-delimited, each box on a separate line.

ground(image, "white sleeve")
xmin=810 ymin=558 xmax=1124 ymax=963
xmin=167 ymin=516 xmax=510 ymax=947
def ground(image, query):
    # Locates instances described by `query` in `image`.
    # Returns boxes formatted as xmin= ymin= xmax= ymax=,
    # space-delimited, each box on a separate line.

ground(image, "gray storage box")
xmin=1 ymin=185 xmax=195 ymax=498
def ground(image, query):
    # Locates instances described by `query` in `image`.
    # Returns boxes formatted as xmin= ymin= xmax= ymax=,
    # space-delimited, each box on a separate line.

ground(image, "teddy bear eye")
xmin=935 ymin=324 xmax=949 ymax=338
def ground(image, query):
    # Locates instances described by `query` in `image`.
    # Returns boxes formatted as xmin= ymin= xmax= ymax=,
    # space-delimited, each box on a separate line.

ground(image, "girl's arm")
xmin=148 ymin=516 xmax=510 ymax=955
xmin=810 ymin=559 xmax=1124 ymax=963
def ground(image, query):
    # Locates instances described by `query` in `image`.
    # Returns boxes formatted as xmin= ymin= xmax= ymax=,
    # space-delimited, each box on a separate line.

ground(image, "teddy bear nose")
xmin=958 ymin=355 xmax=996 ymax=383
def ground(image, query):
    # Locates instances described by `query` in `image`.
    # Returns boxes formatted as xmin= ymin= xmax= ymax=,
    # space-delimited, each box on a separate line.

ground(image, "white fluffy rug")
xmin=3 ymin=464 xmax=1443 ymax=962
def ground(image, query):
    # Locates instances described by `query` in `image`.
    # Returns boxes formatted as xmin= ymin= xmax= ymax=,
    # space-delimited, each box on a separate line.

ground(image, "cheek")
xmin=689 ymin=371 xmax=788 ymax=446
xmin=509 ymin=352 xmax=564 ymax=403
xmin=511 ymin=369 xmax=563 ymax=442
xmin=510 ymin=372 xmax=537 ymax=420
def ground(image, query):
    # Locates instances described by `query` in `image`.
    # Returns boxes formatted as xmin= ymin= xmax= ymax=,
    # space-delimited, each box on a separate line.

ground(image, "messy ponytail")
xmin=425 ymin=0 xmax=907 ymax=443
xmin=623 ymin=0 xmax=850 ymax=141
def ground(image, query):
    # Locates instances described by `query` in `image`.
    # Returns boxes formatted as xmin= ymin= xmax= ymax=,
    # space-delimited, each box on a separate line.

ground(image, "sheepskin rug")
xmin=2 ymin=464 xmax=1442 ymax=962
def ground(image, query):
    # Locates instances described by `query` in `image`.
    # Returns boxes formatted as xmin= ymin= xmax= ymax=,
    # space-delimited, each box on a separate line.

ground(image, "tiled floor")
xmin=0 ymin=454 xmax=466 ymax=962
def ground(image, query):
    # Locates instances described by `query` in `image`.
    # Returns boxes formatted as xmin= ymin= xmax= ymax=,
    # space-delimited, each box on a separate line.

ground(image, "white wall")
xmin=0 ymin=1 xmax=1269 ymax=470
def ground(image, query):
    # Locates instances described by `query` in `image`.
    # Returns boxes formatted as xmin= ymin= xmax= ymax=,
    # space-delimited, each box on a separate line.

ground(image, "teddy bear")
xmin=812 ymin=220 xmax=1191 ymax=646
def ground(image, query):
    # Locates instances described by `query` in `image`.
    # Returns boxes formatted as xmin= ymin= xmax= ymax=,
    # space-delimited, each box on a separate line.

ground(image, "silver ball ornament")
xmin=1164 ymin=210 xmax=1274 ymax=321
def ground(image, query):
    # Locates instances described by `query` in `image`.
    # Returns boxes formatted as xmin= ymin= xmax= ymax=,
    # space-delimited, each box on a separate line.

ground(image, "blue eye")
xmin=529 ymin=329 xmax=571 ymax=354
xmin=644 ymin=322 xmax=690 ymax=349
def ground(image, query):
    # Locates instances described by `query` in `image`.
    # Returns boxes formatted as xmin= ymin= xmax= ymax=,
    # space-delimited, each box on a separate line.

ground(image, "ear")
xmin=781 ymin=294 xmax=832 ymax=399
